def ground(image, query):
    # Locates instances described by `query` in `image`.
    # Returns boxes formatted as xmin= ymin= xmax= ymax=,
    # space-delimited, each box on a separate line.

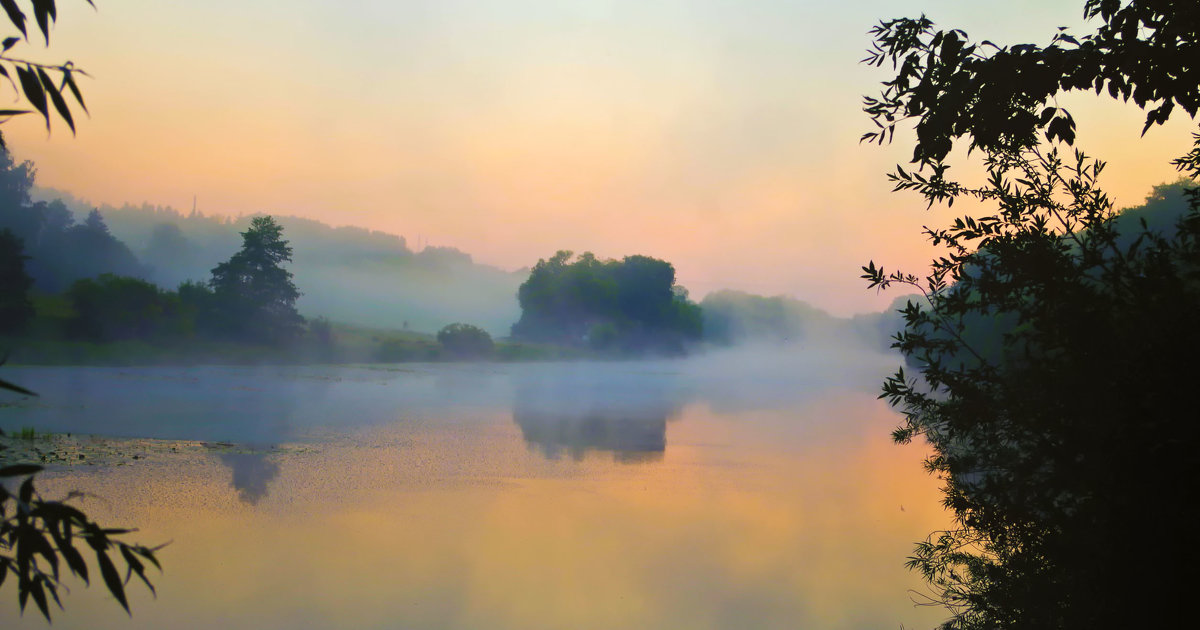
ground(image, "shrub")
xmin=436 ymin=323 xmax=494 ymax=359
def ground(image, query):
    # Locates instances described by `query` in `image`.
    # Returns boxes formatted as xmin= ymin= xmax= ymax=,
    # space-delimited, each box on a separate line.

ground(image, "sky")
xmin=4 ymin=0 xmax=1196 ymax=315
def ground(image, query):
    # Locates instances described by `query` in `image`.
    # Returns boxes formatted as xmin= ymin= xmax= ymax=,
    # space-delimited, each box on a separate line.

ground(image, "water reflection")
xmin=512 ymin=369 xmax=682 ymax=463
xmin=0 ymin=394 xmax=949 ymax=630
xmin=0 ymin=358 xmax=951 ymax=630
xmin=0 ymin=351 xmax=897 ymax=446
xmin=218 ymin=452 xmax=281 ymax=504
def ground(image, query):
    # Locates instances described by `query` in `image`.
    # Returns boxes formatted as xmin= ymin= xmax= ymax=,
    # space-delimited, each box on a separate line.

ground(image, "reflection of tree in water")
xmin=219 ymin=452 xmax=280 ymax=504
xmin=513 ymin=376 xmax=681 ymax=463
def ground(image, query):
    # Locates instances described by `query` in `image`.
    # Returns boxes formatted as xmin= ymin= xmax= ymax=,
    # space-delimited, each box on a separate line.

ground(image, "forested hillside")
xmin=32 ymin=187 xmax=524 ymax=335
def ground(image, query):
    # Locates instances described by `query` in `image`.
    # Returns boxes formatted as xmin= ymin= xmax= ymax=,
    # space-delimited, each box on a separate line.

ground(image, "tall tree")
xmin=0 ymin=141 xmax=38 ymax=238
xmin=0 ymin=228 xmax=34 ymax=333
xmin=862 ymin=2 xmax=1199 ymax=628
xmin=209 ymin=215 xmax=303 ymax=344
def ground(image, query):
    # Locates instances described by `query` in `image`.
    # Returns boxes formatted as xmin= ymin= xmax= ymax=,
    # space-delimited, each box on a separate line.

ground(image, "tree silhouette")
xmin=511 ymin=250 xmax=701 ymax=354
xmin=65 ymin=273 xmax=185 ymax=341
xmin=209 ymin=215 xmax=304 ymax=344
xmin=436 ymin=322 xmax=493 ymax=358
xmin=0 ymin=464 xmax=162 ymax=621
xmin=0 ymin=227 xmax=33 ymax=333
xmin=862 ymin=3 xmax=1199 ymax=628
xmin=863 ymin=0 xmax=1199 ymax=204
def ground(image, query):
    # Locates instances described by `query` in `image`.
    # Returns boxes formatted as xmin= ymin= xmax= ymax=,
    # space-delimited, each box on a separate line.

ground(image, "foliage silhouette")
xmin=0 ymin=0 xmax=91 ymax=134
xmin=47 ymin=196 xmax=525 ymax=334
xmin=0 ymin=145 xmax=147 ymax=292
xmin=436 ymin=322 xmax=493 ymax=359
xmin=1 ymin=4 xmax=166 ymax=620
xmin=66 ymin=273 xmax=190 ymax=341
xmin=208 ymin=216 xmax=304 ymax=345
xmin=863 ymin=2 xmax=1199 ymax=628
xmin=863 ymin=0 xmax=1199 ymax=205
xmin=0 ymin=464 xmax=163 ymax=621
xmin=0 ymin=227 xmax=33 ymax=334
xmin=512 ymin=250 xmax=701 ymax=354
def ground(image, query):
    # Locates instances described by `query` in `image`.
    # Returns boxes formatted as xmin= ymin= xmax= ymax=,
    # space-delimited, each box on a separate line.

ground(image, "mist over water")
xmin=0 ymin=346 xmax=947 ymax=630
xmin=1 ymin=345 xmax=897 ymax=445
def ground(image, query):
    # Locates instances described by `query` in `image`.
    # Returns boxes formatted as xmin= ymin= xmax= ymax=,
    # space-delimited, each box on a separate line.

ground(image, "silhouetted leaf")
xmin=60 ymin=69 xmax=87 ymax=113
xmin=0 ymin=464 xmax=43 ymax=477
xmin=0 ymin=375 xmax=36 ymax=394
xmin=30 ymin=0 xmax=54 ymax=45
xmin=19 ymin=476 xmax=35 ymax=504
xmin=29 ymin=530 xmax=59 ymax=579
xmin=136 ymin=544 xmax=163 ymax=571
xmin=37 ymin=67 xmax=73 ymax=133
xmin=120 ymin=546 xmax=155 ymax=595
xmin=29 ymin=575 xmax=50 ymax=620
xmin=2 ymin=36 xmax=18 ymax=51
xmin=95 ymin=550 xmax=129 ymax=613
xmin=0 ymin=0 xmax=26 ymax=38
xmin=0 ymin=64 xmax=15 ymax=91
xmin=14 ymin=66 xmax=49 ymax=129
xmin=17 ymin=571 xmax=29 ymax=611
xmin=53 ymin=533 xmax=88 ymax=583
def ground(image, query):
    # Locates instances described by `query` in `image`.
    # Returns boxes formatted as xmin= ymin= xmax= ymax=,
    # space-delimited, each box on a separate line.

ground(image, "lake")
xmin=0 ymin=349 xmax=948 ymax=629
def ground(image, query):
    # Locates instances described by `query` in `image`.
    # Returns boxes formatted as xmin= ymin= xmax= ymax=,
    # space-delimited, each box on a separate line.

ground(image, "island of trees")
xmin=510 ymin=250 xmax=702 ymax=355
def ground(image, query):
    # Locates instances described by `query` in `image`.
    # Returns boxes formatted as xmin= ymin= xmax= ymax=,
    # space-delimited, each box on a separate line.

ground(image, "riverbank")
xmin=1 ymin=321 xmax=588 ymax=367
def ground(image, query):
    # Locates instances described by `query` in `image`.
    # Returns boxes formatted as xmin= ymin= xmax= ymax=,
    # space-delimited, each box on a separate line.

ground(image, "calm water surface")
xmin=0 ymin=350 xmax=948 ymax=629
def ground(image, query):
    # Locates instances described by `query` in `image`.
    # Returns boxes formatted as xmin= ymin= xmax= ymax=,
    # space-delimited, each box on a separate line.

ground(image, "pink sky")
xmin=5 ymin=0 xmax=1195 ymax=315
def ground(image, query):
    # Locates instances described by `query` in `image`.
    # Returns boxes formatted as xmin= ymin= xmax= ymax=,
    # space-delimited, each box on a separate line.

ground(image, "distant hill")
xmin=34 ymin=188 xmax=525 ymax=336
xmin=1111 ymin=179 xmax=1196 ymax=243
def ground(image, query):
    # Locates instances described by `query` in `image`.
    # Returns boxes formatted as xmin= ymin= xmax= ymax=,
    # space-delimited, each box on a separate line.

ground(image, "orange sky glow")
xmin=4 ymin=0 xmax=1196 ymax=315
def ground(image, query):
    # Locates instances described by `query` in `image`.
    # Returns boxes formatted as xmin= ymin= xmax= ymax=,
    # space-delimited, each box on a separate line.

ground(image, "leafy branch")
xmin=0 ymin=0 xmax=93 ymax=134
xmin=0 ymin=464 xmax=164 ymax=621
xmin=862 ymin=2 xmax=1200 ymax=203
xmin=862 ymin=2 xmax=1200 ymax=624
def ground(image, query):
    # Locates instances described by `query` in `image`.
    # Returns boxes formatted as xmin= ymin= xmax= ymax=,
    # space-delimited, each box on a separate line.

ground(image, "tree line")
xmin=48 ymin=189 xmax=524 ymax=335
xmin=3 ymin=212 xmax=306 ymax=347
